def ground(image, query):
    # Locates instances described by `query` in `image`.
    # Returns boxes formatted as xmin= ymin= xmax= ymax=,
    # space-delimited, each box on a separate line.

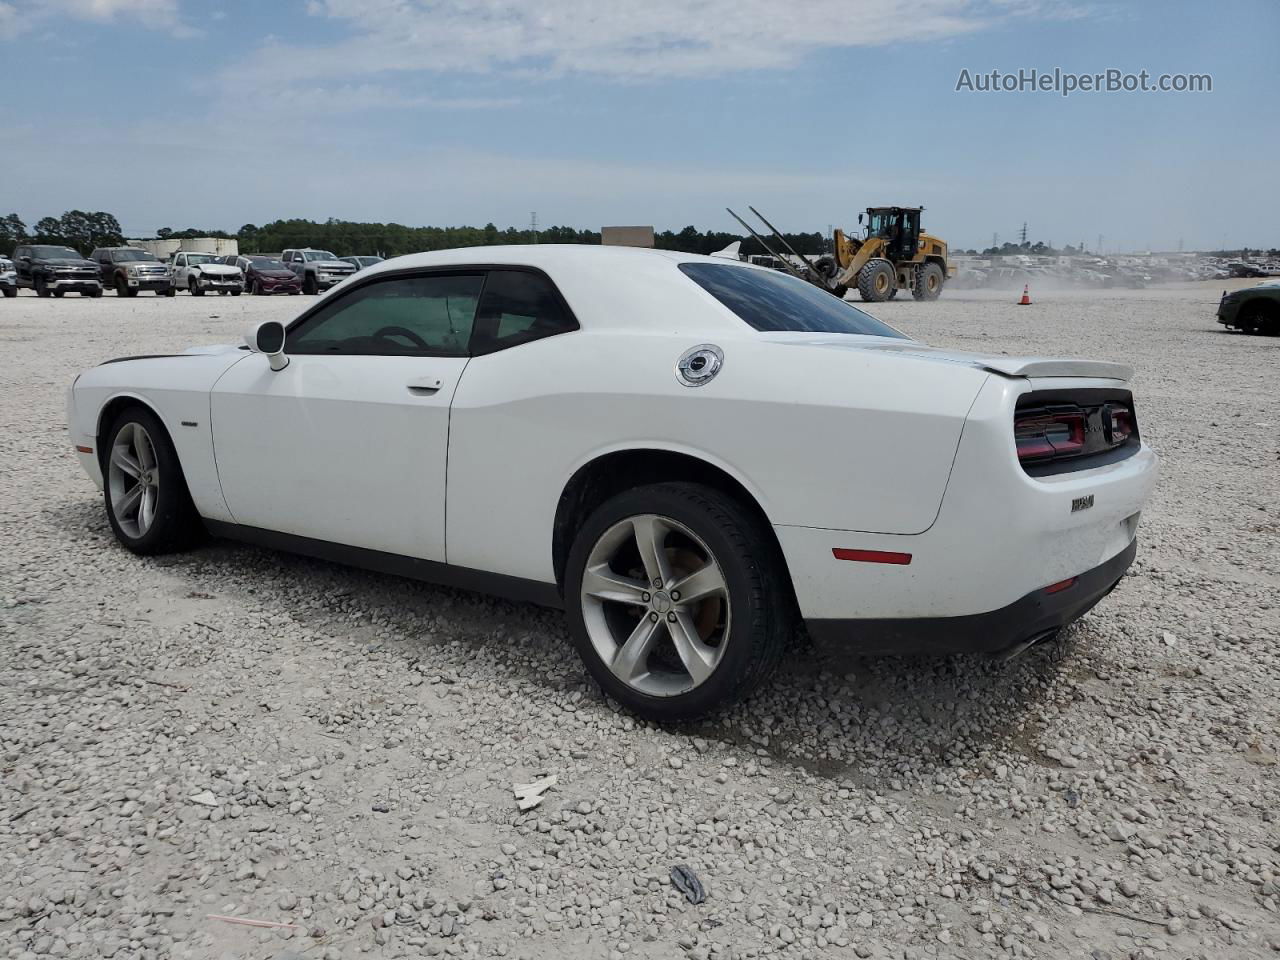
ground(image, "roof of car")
xmin=360 ymin=244 xmax=708 ymax=278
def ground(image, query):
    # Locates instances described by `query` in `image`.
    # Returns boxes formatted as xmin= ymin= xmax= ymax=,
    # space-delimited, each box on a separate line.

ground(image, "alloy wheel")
xmin=107 ymin=422 xmax=161 ymax=538
xmin=580 ymin=514 xmax=730 ymax=697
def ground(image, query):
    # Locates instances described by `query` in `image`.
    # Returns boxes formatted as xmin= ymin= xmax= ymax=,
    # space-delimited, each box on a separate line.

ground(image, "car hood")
xmin=190 ymin=263 xmax=239 ymax=274
xmin=43 ymin=258 xmax=97 ymax=268
xmin=256 ymin=270 xmax=297 ymax=279
xmin=310 ymin=260 xmax=354 ymax=270
xmin=759 ymin=333 xmax=1134 ymax=381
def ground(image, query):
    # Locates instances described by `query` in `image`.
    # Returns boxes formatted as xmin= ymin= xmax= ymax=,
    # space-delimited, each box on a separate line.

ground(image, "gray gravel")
xmin=1 ymin=282 xmax=1277 ymax=959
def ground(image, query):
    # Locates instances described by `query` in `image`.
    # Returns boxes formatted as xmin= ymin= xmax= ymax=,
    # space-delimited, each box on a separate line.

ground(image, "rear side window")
xmin=679 ymin=262 xmax=908 ymax=338
xmin=471 ymin=269 xmax=578 ymax=354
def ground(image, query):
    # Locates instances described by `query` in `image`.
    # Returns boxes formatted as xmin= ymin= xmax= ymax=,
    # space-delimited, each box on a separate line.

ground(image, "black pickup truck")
xmin=12 ymin=244 xmax=103 ymax=298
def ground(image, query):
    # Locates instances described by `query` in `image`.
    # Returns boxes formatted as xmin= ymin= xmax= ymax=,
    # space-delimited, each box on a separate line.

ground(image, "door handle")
xmin=406 ymin=377 xmax=443 ymax=395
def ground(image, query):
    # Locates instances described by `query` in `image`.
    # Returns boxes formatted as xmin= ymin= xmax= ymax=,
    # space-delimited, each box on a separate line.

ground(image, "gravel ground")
xmin=1 ymin=281 xmax=1277 ymax=960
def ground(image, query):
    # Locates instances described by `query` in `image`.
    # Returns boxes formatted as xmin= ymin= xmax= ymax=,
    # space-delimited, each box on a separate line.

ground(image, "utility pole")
xmin=1019 ymin=222 xmax=1028 ymax=247
xmin=530 ymin=211 xmax=539 ymax=244
xmin=1097 ymin=234 xmax=1104 ymax=255
xmin=991 ymin=232 xmax=998 ymax=251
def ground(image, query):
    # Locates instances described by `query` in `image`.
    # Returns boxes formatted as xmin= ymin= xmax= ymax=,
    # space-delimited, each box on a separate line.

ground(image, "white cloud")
xmin=1 ymin=0 xmax=194 ymax=37
xmin=224 ymin=0 xmax=1089 ymax=91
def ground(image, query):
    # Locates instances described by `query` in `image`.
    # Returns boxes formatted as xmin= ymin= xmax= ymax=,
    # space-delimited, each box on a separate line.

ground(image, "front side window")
xmin=679 ymin=262 xmax=909 ymax=339
xmin=304 ymin=250 xmax=338 ymax=262
xmin=287 ymin=273 xmax=484 ymax=356
xmin=471 ymin=269 xmax=578 ymax=354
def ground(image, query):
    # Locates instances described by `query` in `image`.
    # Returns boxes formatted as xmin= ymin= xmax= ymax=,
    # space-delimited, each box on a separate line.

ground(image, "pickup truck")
xmin=11 ymin=244 xmax=103 ymax=297
xmin=91 ymin=247 xmax=175 ymax=297
xmin=282 ymin=248 xmax=356 ymax=294
xmin=169 ymin=251 xmax=243 ymax=296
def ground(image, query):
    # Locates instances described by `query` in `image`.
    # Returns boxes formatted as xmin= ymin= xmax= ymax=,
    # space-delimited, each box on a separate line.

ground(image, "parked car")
xmin=236 ymin=255 xmax=302 ymax=296
xmin=90 ymin=247 xmax=175 ymax=297
xmin=67 ymin=246 xmax=1158 ymax=721
xmin=169 ymin=251 xmax=243 ymax=296
xmin=1217 ymin=281 xmax=1280 ymax=335
xmin=12 ymin=244 xmax=103 ymax=298
xmin=1 ymin=263 xmax=15 ymax=298
xmin=282 ymin=248 xmax=356 ymax=294
xmin=341 ymin=255 xmax=384 ymax=272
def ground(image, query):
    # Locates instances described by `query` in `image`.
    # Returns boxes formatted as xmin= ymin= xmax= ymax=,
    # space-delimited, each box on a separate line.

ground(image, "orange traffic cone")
xmin=1017 ymin=284 xmax=1032 ymax=305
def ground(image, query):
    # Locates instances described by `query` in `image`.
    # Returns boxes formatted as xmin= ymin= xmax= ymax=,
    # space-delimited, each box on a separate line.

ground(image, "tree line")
xmin=2 ymin=211 xmax=824 ymax=259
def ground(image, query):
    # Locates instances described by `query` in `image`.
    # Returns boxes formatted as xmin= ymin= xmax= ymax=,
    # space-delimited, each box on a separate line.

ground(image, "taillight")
xmin=1106 ymin=405 xmax=1133 ymax=445
xmin=1015 ymin=407 xmax=1086 ymax=463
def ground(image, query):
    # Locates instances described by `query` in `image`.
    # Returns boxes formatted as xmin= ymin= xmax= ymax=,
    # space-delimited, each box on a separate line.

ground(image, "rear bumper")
xmin=805 ymin=536 xmax=1136 ymax=654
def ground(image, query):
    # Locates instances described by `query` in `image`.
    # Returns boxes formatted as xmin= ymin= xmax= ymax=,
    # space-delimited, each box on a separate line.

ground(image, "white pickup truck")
xmin=169 ymin=252 xmax=243 ymax=296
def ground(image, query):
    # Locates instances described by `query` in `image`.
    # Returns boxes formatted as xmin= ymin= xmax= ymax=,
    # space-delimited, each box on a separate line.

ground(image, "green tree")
xmin=0 ymin=213 xmax=27 ymax=250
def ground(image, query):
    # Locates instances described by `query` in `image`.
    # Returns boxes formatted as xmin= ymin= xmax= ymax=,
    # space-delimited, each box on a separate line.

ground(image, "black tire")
xmin=87 ymin=286 xmax=102 ymax=298
xmin=2 ymin=286 xmax=16 ymax=298
xmin=230 ymin=289 xmax=241 ymax=297
xmin=1238 ymin=306 xmax=1277 ymax=335
xmin=54 ymin=289 xmax=65 ymax=298
xmin=303 ymin=274 xmax=318 ymax=295
xmin=163 ymin=287 xmax=176 ymax=297
xmin=102 ymin=406 xmax=202 ymax=555
xmin=115 ymin=275 xmax=136 ymax=298
xmin=35 ymin=276 xmax=50 ymax=298
xmin=189 ymin=277 xmax=204 ymax=296
xmin=912 ymin=261 xmax=945 ymax=301
xmin=829 ymin=284 xmax=849 ymax=300
xmin=252 ymin=279 xmax=263 ymax=296
xmin=856 ymin=259 xmax=896 ymax=302
xmin=288 ymin=289 xmax=300 ymax=295
xmin=564 ymin=482 xmax=792 ymax=722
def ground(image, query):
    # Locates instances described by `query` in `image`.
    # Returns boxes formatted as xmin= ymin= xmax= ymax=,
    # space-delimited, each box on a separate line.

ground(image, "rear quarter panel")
xmin=446 ymin=330 xmax=988 ymax=583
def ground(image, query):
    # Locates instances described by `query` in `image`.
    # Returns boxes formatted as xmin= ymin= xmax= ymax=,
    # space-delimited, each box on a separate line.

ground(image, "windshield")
xmin=32 ymin=245 xmax=83 ymax=259
xmin=358 ymin=256 xmax=383 ymax=266
xmin=185 ymin=253 xmax=220 ymax=265
xmin=114 ymin=249 xmax=158 ymax=262
xmin=304 ymin=250 xmax=339 ymax=261
xmin=251 ymin=258 xmax=287 ymax=270
xmin=679 ymin=262 xmax=909 ymax=338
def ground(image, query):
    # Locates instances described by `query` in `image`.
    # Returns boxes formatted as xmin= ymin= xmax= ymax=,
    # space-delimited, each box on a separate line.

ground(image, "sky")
xmin=1 ymin=0 xmax=1276 ymax=251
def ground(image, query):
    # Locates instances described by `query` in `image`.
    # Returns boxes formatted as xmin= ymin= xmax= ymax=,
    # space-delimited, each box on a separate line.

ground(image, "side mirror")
xmin=857 ymin=213 xmax=863 ymax=224
xmin=247 ymin=320 xmax=289 ymax=371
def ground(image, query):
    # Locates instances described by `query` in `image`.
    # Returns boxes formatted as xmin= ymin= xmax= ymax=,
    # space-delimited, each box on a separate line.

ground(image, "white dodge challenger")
xmin=68 ymin=246 xmax=1158 ymax=721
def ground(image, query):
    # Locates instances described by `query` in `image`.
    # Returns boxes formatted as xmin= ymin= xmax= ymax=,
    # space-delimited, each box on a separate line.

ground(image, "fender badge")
xmin=1071 ymin=494 xmax=1094 ymax=513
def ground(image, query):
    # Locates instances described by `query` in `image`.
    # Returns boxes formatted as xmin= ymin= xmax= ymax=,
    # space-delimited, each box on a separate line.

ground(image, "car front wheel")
xmin=564 ymin=482 xmax=791 ymax=722
xmin=103 ymin=407 xmax=202 ymax=555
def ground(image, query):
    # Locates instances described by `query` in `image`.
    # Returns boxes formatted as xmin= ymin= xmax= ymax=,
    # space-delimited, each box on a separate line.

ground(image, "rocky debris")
xmin=0 ymin=289 xmax=1276 ymax=959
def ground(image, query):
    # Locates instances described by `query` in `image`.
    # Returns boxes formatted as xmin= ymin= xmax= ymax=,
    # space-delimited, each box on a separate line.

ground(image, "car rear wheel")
xmin=103 ymin=407 xmax=202 ymax=555
xmin=564 ymin=482 xmax=791 ymax=722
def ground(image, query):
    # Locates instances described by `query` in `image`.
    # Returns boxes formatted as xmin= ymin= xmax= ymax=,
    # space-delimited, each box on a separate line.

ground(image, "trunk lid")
xmin=758 ymin=333 xmax=1133 ymax=382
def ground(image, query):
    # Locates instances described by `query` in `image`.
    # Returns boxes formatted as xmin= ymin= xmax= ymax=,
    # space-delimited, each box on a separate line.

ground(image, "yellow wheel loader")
xmin=727 ymin=205 xmax=954 ymax=302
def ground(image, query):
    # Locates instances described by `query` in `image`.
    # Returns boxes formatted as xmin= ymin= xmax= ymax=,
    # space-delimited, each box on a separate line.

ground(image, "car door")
xmin=172 ymin=253 xmax=186 ymax=286
xmin=209 ymin=269 xmax=485 ymax=561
